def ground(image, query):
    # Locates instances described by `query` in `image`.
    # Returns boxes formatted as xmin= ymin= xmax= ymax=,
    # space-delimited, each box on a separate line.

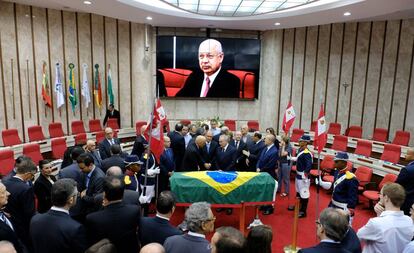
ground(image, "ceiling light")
xmin=343 ymin=11 xmax=351 ymax=16
xmin=146 ymin=16 xmax=153 ymax=20
xmin=83 ymin=1 xmax=92 ymax=5
xmin=274 ymin=22 xmax=281 ymax=26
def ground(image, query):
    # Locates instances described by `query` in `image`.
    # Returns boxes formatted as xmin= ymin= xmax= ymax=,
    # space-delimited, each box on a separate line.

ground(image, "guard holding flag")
xmin=329 ymin=152 xmax=359 ymax=225
xmin=288 ymin=135 xmax=313 ymax=218
xmin=139 ymin=147 xmax=160 ymax=216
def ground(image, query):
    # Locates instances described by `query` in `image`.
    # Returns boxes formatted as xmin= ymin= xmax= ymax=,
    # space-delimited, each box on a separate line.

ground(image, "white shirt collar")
xmin=223 ymin=144 xmax=229 ymax=151
xmin=156 ymin=214 xmax=170 ymax=221
xmin=87 ymin=166 xmax=96 ymax=178
xmin=51 ymin=206 xmax=69 ymax=214
xmin=320 ymin=239 xmax=340 ymax=244
xmin=200 ymin=67 xmax=222 ymax=97
xmin=188 ymin=231 xmax=206 ymax=238
xmin=267 ymin=143 xmax=274 ymax=150
xmin=380 ymin=210 xmax=405 ymax=217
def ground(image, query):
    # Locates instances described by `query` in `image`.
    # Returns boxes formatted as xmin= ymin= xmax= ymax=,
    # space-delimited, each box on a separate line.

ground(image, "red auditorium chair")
xmin=135 ymin=121 xmax=147 ymax=135
xmin=22 ymin=143 xmax=43 ymax=165
xmin=354 ymin=140 xmax=372 ymax=157
xmin=71 ymin=120 xmax=86 ymax=134
xmin=224 ymin=120 xmax=236 ymax=131
xmin=291 ymin=128 xmax=305 ymax=143
xmin=74 ymin=133 xmax=87 ymax=145
xmin=310 ymin=121 xmax=317 ymax=132
xmin=392 ymin=130 xmax=410 ymax=146
xmin=354 ymin=166 xmax=373 ymax=192
xmin=28 ymin=125 xmax=45 ymax=142
xmin=328 ymin=123 xmax=341 ymax=135
xmin=159 ymin=68 xmax=193 ymax=97
xmin=331 ymin=135 xmax=348 ymax=152
xmin=51 ymin=138 xmax=67 ymax=159
xmin=372 ymin=128 xmax=388 ymax=142
xmin=0 ymin=149 xmax=15 ymax=176
xmin=380 ymin=144 xmax=401 ymax=164
xmin=247 ymin=121 xmax=259 ymax=132
xmin=49 ymin=122 xmax=65 ymax=138
xmin=89 ymin=119 xmax=103 ymax=133
xmin=106 ymin=118 xmax=119 ymax=130
xmin=310 ymin=154 xmax=335 ymax=177
xmin=347 ymin=126 xmax=363 ymax=138
xmin=95 ymin=131 xmax=105 ymax=143
xmin=362 ymin=173 xmax=397 ymax=208
xmin=180 ymin=120 xmax=191 ymax=126
xmin=227 ymin=70 xmax=256 ymax=99
xmin=2 ymin=129 xmax=22 ymax=146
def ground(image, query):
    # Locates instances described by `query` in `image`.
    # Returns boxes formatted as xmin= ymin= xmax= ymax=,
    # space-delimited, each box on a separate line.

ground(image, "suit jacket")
xmin=201 ymin=141 xmax=219 ymax=169
xmin=247 ymin=140 xmax=266 ymax=171
xmin=98 ymin=138 xmax=121 ymax=160
xmin=87 ymin=150 xmax=103 ymax=169
xmin=30 ymin=209 xmax=88 ymax=253
xmin=181 ymin=143 xmax=205 ymax=172
xmin=0 ymin=214 xmax=25 ymax=253
xmin=168 ymin=131 xmax=186 ymax=170
xmin=299 ymin=242 xmax=351 ymax=253
xmin=164 ymin=234 xmax=211 ymax=253
xmin=160 ymin=148 xmax=176 ymax=175
xmin=340 ymin=228 xmax=362 ymax=253
xmin=215 ymin=145 xmax=237 ymax=171
xmin=242 ymin=134 xmax=254 ymax=149
xmin=396 ymin=161 xmax=414 ymax=215
xmin=59 ymin=162 xmax=84 ymax=191
xmin=176 ymin=69 xmax=240 ymax=98
xmin=101 ymin=154 xmax=125 ymax=173
xmin=94 ymin=190 xmax=141 ymax=209
xmin=81 ymin=167 xmax=105 ymax=214
xmin=103 ymin=109 xmax=121 ymax=128
xmin=257 ymin=145 xmax=279 ymax=178
xmin=130 ymin=135 xmax=148 ymax=159
xmin=3 ymin=177 xmax=36 ymax=248
xmin=139 ymin=216 xmax=181 ymax=246
xmin=85 ymin=203 xmax=141 ymax=253
xmin=229 ymin=139 xmax=248 ymax=170
xmin=33 ymin=174 xmax=56 ymax=213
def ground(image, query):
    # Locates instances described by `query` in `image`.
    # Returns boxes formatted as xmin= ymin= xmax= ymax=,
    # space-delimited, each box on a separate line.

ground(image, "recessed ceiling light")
xmin=83 ymin=1 xmax=92 ymax=5
xmin=344 ymin=11 xmax=351 ymax=16
xmin=146 ymin=16 xmax=153 ymax=20
xmin=274 ymin=22 xmax=281 ymax=26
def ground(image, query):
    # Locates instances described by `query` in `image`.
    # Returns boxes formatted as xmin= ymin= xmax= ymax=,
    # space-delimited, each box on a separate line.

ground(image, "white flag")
xmin=81 ymin=63 xmax=91 ymax=108
xmin=55 ymin=63 xmax=65 ymax=109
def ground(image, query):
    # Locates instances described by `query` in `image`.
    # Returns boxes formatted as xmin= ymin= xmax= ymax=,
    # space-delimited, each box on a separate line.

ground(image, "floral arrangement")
xmin=194 ymin=116 xmax=224 ymax=128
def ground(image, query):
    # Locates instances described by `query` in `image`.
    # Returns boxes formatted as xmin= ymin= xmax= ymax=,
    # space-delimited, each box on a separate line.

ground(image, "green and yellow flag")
xmin=68 ymin=63 xmax=77 ymax=112
xmin=107 ymin=64 xmax=114 ymax=105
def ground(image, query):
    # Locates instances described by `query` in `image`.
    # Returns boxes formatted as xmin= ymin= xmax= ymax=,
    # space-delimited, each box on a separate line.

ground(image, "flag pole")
xmin=315 ymin=100 xmax=324 ymax=241
xmin=143 ymin=97 xmax=156 ymax=197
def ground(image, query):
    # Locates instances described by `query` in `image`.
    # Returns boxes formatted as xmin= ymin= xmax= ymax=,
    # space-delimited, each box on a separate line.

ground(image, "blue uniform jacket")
xmin=295 ymin=148 xmax=313 ymax=179
xmin=331 ymin=170 xmax=359 ymax=209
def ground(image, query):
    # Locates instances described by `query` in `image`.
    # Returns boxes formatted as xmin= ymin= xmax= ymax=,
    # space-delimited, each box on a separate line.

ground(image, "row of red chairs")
xmin=310 ymin=121 xmax=410 ymax=146
xmin=176 ymin=119 xmax=260 ymax=132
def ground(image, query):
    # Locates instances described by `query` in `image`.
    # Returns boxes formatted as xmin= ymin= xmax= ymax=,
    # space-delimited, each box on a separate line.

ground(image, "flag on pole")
xmin=144 ymin=99 xmax=167 ymax=162
xmin=81 ymin=63 xmax=91 ymax=108
xmin=54 ymin=63 xmax=65 ymax=109
xmin=94 ymin=64 xmax=102 ymax=108
xmin=41 ymin=62 xmax=52 ymax=107
xmin=107 ymin=65 xmax=114 ymax=105
xmin=282 ymin=101 xmax=296 ymax=133
xmin=68 ymin=63 xmax=77 ymax=112
xmin=314 ymin=104 xmax=327 ymax=153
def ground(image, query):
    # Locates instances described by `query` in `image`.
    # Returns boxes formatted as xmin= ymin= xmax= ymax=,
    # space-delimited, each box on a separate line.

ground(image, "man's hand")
xmin=246 ymin=159 xmax=250 ymax=166
xmin=256 ymin=168 xmax=260 ymax=173
xmin=204 ymin=163 xmax=211 ymax=170
xmin=348 ymin=208 xmax=355 ymax=217
xmin=80 ymin=190 xmax=87 ymax=198
xmin=242 ymin=150 xmax=250 ymax=157
xmin=168 ymin=172 xmax=173 ymax=177
xmin=374 ymin=203 xmax=385 ymax=217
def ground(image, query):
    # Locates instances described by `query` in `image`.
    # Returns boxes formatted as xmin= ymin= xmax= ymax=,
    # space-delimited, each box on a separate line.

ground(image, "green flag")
xmin=107 ymin=65 xmax=114 ymax=105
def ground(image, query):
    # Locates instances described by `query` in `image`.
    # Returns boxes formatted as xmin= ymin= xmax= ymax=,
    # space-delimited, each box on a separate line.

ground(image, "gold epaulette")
xmin=124 ymin=175 xmax=131 ymax=185
xmin=345 ymin=171 xmax=355 ymax=179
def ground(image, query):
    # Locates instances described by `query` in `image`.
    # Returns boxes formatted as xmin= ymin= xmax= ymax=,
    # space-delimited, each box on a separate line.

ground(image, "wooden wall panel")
xmin=91 ymin=14 xmax=105 ymax=120
xmin=291 ymin=27 xmax=306 ymax=129
xmin=405 ymin=52 xmax=414 ymax=145
xmin=117 ymin=20 xmax=131 ymax=127
xmin=104 ymin=17 xmax=118 ymax=110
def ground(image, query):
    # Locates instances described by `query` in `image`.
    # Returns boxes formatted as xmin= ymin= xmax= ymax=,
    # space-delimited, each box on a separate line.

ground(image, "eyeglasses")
xmin=199 ymin=54 xmax=220 ymax=60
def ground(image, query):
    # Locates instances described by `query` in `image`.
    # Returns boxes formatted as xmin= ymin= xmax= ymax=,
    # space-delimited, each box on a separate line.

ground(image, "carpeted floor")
xmin=168 ymin=178 xmax=376 ymax=253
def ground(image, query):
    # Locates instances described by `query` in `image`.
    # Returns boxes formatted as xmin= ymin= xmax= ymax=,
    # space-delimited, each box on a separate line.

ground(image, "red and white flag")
xmin=314 ymin=104 xmax=327 ymax=153
xmin=282 ymin=101 xmax=296 ymax=133
xmin=144 ymin=99 xmax=167 ymax=162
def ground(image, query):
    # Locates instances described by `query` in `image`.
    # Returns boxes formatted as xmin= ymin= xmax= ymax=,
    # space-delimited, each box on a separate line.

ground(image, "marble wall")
xmin=0 ymin=1 xmax=413 ymax=145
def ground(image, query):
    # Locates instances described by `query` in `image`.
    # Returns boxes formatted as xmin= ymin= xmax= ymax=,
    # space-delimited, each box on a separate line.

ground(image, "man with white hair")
xmin=176 ymin=38 xmax=240 ymax=98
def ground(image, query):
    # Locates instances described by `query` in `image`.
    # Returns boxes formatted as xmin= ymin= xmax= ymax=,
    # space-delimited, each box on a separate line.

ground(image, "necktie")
xmin=202 ymin=77 xmax=210 ymax=97
xmin=207 ymin=143 xmax=210 ymax=154
xmin=86 ymin=174 xmax=91 ymax=189
xmin=236 ymin=141 xmax=239 ymax=149
xmin=0 ymin=212 xmax=13 ymax=230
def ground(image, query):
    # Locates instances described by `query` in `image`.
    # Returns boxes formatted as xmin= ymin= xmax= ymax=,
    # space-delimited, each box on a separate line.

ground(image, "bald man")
xmin=140 ymin=243 xmax=165 ymax=253
xmin=159 ymin=136 xmax=175 ymax=192
xmin=176 ymin=39 xmax=240 ymax=98
xmin=396 ymin=148 xmax=414 ymax=215
xmin=181 ymin=136 xmax=207 ymax=171
xmin=85 ymin=139 xmax=102 ymax=168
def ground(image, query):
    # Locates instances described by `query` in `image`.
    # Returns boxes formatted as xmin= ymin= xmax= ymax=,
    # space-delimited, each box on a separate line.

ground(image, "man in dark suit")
xmin=3 ymin=159 xmax=37 ymax=250
xmin=30 ymin=178 xmax=88 ymax=253
xmin=181 ymin=136 xmax=207 ymax=172
xmin=212 ymin=126 xmax=231 ymax=143
xmin=243 ymin=132 xmax=265 ymax=172
xmin=85 ymin=139 xmax=103 ymax=168
xmin=0 ymin=182 xmax=25 ymax=253
xmin=103 ymin=103 xmax=121 ymax=128
xmin=215 ymin=135 xmax=237 ymax=172
xmin=159 ymin=137 xmax=176 ymax=193
xmin=168 ymin=123 xmax=186 ymax=171
xmin=101 ymin=144 xmax=125 ymax=173
xmin=201 ymin=131 xmax=219 ymax=170
xmin=140 ymin=191 xmax=181 ymax=246
xmin=59 ymin=146 xmax=85 ymax=191
xmin=229 ymin=131 xmax=248 ymax=171
xmin=98 ymin=127 xmax=121 ymax=160
xmin=86 ymin=176 xmax=141 ymax=253
xmin=241 ymin=125 xmax=254 ymax=149
xmin=176 ymin=39 xmax=240 ymax=98
xmin=337 ymin=209 xmax=361 ymax=253
xmin=299 ymin=208 xmax=351 ymax=253
xmin=131 ymin=125 xmax=148 ymax=159
xmin=396 ymin=148 xmax=414 ymax=215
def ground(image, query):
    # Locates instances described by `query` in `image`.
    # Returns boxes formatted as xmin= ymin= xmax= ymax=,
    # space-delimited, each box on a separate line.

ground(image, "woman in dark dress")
xmin=33 ymin=160 xmax=57 ymax=213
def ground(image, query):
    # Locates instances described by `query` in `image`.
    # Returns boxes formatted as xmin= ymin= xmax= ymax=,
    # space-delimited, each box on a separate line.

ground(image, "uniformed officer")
xmin=329 ymin=152 xmax=359 ymax=225
xmin=138 ymin=148 xmax=160 ymax=216
xmin=124 ymin=155 xmax=143 ymax=192
xmin=288 ymin=135 xmax=313 ymax=218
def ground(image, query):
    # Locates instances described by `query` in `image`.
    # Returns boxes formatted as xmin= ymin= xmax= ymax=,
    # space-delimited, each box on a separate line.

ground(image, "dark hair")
xmin=319 ymin=208 xmax=349 ymax=242
xmin=246 ymin=225 xmax=272 ymax=253
xmin=215 ymin=226 xmax=246 ymax=253
xmin=201 ymin=124 xmax=209 ymax=131
xmin=175 ymin=123 xmax=183 ymax=132
xmin=14 ymin=155 xmax=31 ymax=166
xmin=156 ymin=191 xmax=176 ymax=214
xmin=51 ymin=178 xmax=77 ymax=207
xmin=382 ymin=183 xmax=406 ymax=208
xmin=15 ymin=159 xmax=37 ymax=174
xmin=110 ymin=144 xmax=121 ymax=155
xmin=266 ymin=127 xmax=275 ymax=136
xmin=77 ymin=153 xmax=95 ymax=166
xmin=253 ymin=132 xmax=262 ymax=139
xmin=195 ymin=127 xmax=206 ymax=136
xmin=39 ymin=159 xmax=52 ymax=170
xmin=71 ymin=146 xmax=85 ymax=160
xmin=108 ymin=104 xmax=114 ymax=108
xmin=103 ymin=176 xmax=125 ymax=201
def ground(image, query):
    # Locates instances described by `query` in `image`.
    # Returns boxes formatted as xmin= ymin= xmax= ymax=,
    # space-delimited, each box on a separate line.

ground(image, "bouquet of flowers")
xmin=194 ymin=116 xmax=224 ymax=128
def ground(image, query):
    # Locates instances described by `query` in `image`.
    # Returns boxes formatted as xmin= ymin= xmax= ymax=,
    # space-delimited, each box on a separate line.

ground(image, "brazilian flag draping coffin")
xmin=170 ymin=171 xmax=276 ymax=204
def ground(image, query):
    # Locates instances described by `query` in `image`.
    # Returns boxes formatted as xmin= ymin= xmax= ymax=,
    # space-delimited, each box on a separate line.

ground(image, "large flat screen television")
xmin=156 ymin=36 xmax=260 ymax=99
